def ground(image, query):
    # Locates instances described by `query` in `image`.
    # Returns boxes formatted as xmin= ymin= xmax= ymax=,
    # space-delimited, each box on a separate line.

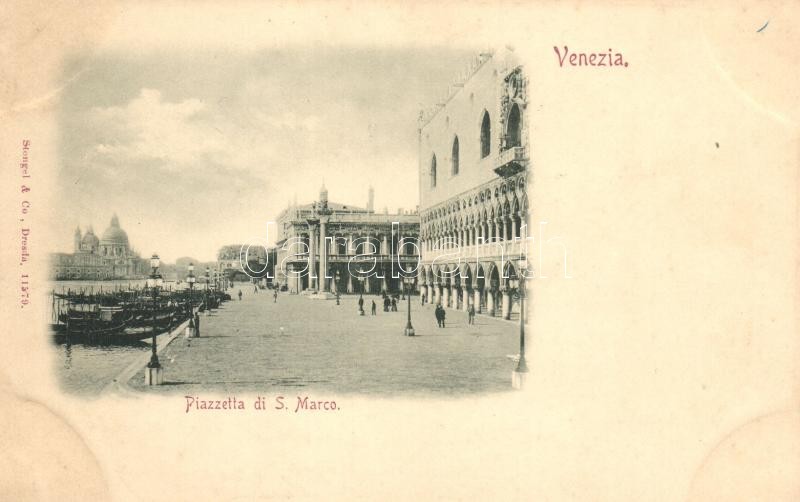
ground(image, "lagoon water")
xmin=50 ymin=279 xmax=166 ymax=396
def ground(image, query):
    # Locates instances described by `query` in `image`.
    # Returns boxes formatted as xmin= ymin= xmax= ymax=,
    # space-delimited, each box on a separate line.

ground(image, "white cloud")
xmin=86 ymin=88 xmax=253 ymax=171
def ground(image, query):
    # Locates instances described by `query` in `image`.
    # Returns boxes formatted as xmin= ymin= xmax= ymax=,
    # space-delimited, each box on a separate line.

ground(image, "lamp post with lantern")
xmin=204 ymin=266 xmax=210 ymax=315
xmin=185 ymin=263 xmax=197 ymax=338
xmin=144 ymin=254 xmax=164 ymax=385
xmin=335 ymin=270 xmax=341 ymax=305
xmin=187 ymin=262 xmax=196 ymax=295
xmin=403 ymin=274 xmax=415 ymax=336
xmin=212 ymin=270 xmax=219 ymax=309
xmin=357 ymin=264 xmax=366 ymax=315
xmin=510 ymin=258 xmax=529 ymax=389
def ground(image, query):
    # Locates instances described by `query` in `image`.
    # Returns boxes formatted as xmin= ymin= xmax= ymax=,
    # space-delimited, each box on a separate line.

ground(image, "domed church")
xmin=50 ymin=214 xmax=145 ymax=280
xmin=100 ymin=214 xmax=131 ymax=257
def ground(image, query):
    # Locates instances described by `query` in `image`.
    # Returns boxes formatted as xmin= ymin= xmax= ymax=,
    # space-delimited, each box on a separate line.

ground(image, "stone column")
xmin=347 ymin=273 xmax=353 ymax=293
xmin=442 ymin=285 xmax=450 ymax=308
xmin=319 ymin=218 xmax=328 ymax=292
xmin=381 ymin=234 xmax=389 ymax=255
xmin=502 ymin=218 xmax=508 ymax=241
xmin=487 ymin=290 xmax=495 ymax=316
xmin=501 ymin=289 xmax=511 ymax=319
xmin=511 ymin=216 xmax=518 ymax=241
xmin=474 ymin=288 xmax=482 ymax=313
xmin=463 ymin=289 xmax=470 ymax=312
xmin=308 ymin=226 xmax=317 ymax=291
xmin=434 ymin=284 xmax=441 ymax=305
xmin=348 ymin=233 xmax=356 ymax=255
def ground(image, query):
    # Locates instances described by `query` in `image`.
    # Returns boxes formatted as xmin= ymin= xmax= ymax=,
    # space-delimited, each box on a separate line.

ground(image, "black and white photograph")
xmin=2 ymin=2 xmax=799 ymax=501
xmin=47 ymin=46 xmax=532 ymax=396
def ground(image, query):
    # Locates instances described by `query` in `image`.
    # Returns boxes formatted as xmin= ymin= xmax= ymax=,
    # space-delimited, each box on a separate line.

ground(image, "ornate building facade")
xmin=217 ymin=244 xmax=274 ymax=283
xmin=49 ymin=214 xmax=146 ymax=280
xmin=418 ymin=48 xmax=529 ymax=319
xmin=273 ymin=186 xmax=420 ymax=295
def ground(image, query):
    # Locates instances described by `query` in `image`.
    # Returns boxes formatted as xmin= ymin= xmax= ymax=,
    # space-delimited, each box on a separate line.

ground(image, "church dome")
xmin=100 ymin=214 xmax=129 ymax=246
xmin=81 ymin=228 xmax=100 ymax=247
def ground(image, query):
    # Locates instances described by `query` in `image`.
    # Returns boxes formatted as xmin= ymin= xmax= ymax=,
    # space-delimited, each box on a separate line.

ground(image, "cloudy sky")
xmin=55 ymin=46 xmax=473 ymax=262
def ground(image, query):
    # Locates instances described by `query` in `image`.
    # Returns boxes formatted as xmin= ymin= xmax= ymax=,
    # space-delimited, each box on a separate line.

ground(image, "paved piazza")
xmin=130 ymin=288 xmax=521 ymax=396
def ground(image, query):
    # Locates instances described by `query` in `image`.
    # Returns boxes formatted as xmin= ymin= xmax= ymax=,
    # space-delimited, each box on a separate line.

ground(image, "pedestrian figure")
xmin=391 ymin=297 xmax=397 ymax=312
xmin=358 ymin=295 xmax=364 ymax=314
xmin=273 ymin=290 xmax=278 ymax=303
xmin=194 ymin=312 xmax=200 ymax=336
xmin=238 ymin=289 xmax=242 ymax=301
xmin=383 ymin=297 xmax=390 ymax=312
xmin=440 ymin=306 xmax=446 ymax=328
xmin=421 ymin=293 xmax=425 ymax=306
xmin=254 ymin=285 xmax=258 ymax=293
xmin=371 ymin=300 xmax=377 ymax=315
xmin=435 ymin=305 xmax=443 ymax=327
xmin=468 ymin=304 xmax=475 ymax=325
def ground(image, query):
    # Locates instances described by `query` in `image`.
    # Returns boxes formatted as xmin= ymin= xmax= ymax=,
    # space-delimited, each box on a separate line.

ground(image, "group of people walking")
xmin=361 ymin=292 xmax=400 ymax=316
xmin=235 ymin=284 xmax=279 ymax=303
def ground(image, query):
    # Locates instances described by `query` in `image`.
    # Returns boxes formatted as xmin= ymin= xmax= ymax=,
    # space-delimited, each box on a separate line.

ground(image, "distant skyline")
xmin=54 ymin=46 xmax=475 ymax=262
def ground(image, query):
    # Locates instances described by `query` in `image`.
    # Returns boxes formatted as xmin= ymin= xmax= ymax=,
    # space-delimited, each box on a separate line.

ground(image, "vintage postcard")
xmin=1 ymin=1 xmax=798 ymax=500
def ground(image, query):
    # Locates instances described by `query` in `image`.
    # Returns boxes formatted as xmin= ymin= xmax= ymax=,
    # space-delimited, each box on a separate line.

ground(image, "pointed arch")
xmin=506 ymin=103 xmax=522 ymax=148
xmin=430 ymin=153 xmax=437 ymax=188
xmin=480 ymin=110 xmax=491 ymax=158
xmin=451 ymin=135 xmax=460 ymax=175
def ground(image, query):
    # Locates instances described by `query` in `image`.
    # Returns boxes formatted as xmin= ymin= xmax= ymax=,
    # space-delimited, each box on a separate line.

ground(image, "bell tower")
xmin=74 ymin=226 xmax=82 ymax=253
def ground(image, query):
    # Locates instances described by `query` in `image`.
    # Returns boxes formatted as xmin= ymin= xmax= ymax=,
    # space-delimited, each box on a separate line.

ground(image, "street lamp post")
xmin=187 ymin=263 xmax=196 ymax=294
xmin=403 ymin=275 xmax=415 ymax=336
xmin=185 ymin=263 xmax=196 ymax=338
xmin=357 ymin=266 xmax=366 ymax=316
xmin=511 ymin=258 xmax=529 ymax=389
xmin=213 ymin=271 xmax=219 ymax=307
xmin=144 ymin=254 xmax=164 ymax=385
xmin=204 ymin=266 xmax=210 ymax=315
xmin=335 ymin=270 xmax=341 ymax=305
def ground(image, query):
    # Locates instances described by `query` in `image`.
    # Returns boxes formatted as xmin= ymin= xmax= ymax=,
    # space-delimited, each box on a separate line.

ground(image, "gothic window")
xmin=451 ymin=136 xmax=459 ymax=175
xmin=480 ymin=111 xmax=491 ymax=158
xmin=506 ymin=103 xmax=522 ymax=148
xmin=430 ymin=154 xmax=437 ymax=188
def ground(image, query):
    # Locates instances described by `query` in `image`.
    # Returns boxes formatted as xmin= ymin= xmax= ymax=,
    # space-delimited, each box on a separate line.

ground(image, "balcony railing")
xmin=421 ymin=239 xmax=526 ymax=263
xmin=283 ymin=252 xmax=420 ymax=263
xmin=494 ymin=146 xmax=527 ymax=177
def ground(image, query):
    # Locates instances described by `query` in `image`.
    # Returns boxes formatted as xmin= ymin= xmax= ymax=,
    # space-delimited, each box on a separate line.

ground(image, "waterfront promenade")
xmin=127 ymin=287 xmax=520 ymax=396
